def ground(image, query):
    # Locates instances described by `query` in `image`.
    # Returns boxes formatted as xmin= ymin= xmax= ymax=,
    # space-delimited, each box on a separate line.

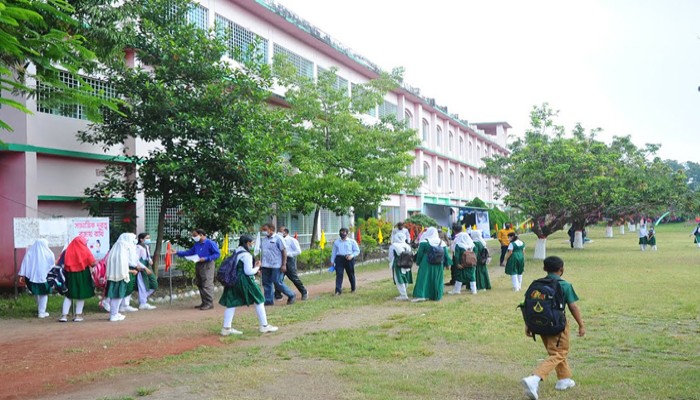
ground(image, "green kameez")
xmin=412 ymin=242 xmax=451 ymax=301
xmin=219 ymin=260 xmax=265 ymax=308
xmin=505 ymin=241 xmax=525 ymax=276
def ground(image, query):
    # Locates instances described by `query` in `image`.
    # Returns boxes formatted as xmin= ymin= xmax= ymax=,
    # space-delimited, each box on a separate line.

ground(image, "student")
xmin=638 ymin=223 xmax=648 ymax=251
xmin=412 ymin=227 xmax=452 ymax=302
xmin=447 ymin=224 xmax=476 ymax=295
xmin=691 ymin=223 xmax=700 ymax=248
xmin=504 ymin=232 xmax=525 ymax=291
xmin=135 ymin=233 xmax=157 ymax=310
xmin=219 ymin=235 xmax=278 ymax=335
xmin=471 ymin=230 xmax=492 ymax=291
xmin=330 ymin=227 xmax=361 ymax=295
xmin=18 ymin=239 xmax=55 ymax=318
xmin=521 ymin=256 xmax=586 ymax=400
xmin=58 ymin=236 xmax=96 ymax=322
xmin=391 ymin=222 xmax=411 ymax=245
xmin=388 ymin=230 xmax=413 ymax=300
xmin=105 ymin=233 xmax=141 ymax=322
xmin=497 ymin=223 xmax=515 ymax=266
xmin=647 ymin=228 xmax=657 ymax=251
xmin=172 ymin=228 xmax=220 ymax=310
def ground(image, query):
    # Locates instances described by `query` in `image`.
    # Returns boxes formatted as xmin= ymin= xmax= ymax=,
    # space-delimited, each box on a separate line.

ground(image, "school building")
xmin=0 ymin=0 xmax=509 ymax=287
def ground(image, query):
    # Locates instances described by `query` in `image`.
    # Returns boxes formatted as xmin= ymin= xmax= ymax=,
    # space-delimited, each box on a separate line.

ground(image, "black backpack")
xmin=426 ymin=245 xmax=444 ymax=265
xmin=396 ymin=250 xmax=414 ymax=268
xmin=478 ymin=246 xmax=490 ymax=265
xmin=217 ymin=249 xmax=246 ymax=287
xmin=519 ymin=278 xmax=567 ymax=339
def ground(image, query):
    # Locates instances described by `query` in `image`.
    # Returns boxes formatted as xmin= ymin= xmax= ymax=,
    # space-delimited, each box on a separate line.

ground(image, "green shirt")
xmin=546 ymin=273 xmax=579 ymax=304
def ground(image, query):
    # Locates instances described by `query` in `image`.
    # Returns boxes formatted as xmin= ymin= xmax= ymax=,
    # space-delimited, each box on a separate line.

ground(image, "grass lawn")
xmin=10 ymin=223 xmax=700 ymax=399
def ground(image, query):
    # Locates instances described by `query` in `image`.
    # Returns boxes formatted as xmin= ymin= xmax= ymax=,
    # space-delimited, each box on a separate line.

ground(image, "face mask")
xmin=144 ymin=239 xmax=152 ymax=245
xmin=267 ymin=231 xmax=274 ymax=237
xmin=192 ymin=236 xmax=200 ymax=242
xmin=340 ymin=232 xmax=348 ymax=239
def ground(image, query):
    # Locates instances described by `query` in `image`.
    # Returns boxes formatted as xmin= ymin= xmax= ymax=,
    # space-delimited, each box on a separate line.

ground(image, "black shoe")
xmin=287 ymin=296 xmax=296 ymax=305
xmin=334 ymin=291 xmax=341 ymax=296
xmin=199 ymin=304 xmax=213 ymax=310
xmin=264 ymin=302 xmax=274 ymax=306
xmin=194 ymin=304 xmax=204 ymax=309
xmin=274 ymin=294 xmax=283 ymax=300
xmin=301 ymin=292 xmax=308 ymax=300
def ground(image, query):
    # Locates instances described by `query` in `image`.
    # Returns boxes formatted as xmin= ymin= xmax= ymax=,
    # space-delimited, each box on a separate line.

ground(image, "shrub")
xmin=297 ymin=247 xmax=332 ymax=271
xmin=357 ymin=217 xmax=392 ymax=245
xmin=405 ymin=213 xmax=438 ymax=228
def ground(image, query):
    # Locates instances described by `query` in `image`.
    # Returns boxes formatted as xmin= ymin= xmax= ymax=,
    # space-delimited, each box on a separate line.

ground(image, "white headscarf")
xmin=391 ymin=230 xmax=407 ymax=244
xmin=453 ymin=232 xmax=474 ymax=251
xmin=106 ymin=233 xmax=139 ymax=283
xmin=470 ymin=230 xmax=487 ymax=247
xmin=389 ymin=231 xmax=412 ymax=267
xmin=421 ymin=227 xmax=443 ymax=247
xmin=19 ymin=239 xmax=55 ymax=283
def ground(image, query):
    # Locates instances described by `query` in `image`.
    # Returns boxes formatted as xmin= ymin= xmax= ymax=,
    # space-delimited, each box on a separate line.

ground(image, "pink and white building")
xmin=0 ymin=0 xmax=509 ymax=286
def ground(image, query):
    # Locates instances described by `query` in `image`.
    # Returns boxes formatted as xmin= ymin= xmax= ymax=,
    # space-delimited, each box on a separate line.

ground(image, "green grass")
xmin=11 ymin=225 xmax=700 ymax=399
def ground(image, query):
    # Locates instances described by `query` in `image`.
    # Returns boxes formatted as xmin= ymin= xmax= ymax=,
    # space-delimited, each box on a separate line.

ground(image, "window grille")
xmin=215 ymin=14 xmax=268 ymax=63
xmin=144 ymin=197 xmax=184 ymax=241
xmin=274 ymin=44 xmax=314 ymax=79
xmin=318 ymin=67 xmax=348 ymax=94
xmin=187 ymin=3 xmax=209 ymax=30
xmin=377 ymin=100 xmax=397 ymax=118
xmin=351 ymin=83 xmax=375 ymax=116
xmin=37 ymin=71 xmax=115 ymax=120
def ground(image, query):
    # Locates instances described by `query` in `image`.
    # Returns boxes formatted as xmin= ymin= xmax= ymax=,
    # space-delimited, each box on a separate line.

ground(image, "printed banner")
xmin=67 ymin=218 xmax=110 ymax=259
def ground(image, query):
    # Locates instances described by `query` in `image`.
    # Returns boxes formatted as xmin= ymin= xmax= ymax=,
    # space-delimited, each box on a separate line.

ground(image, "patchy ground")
xmin=0 ymin=268 xmax=396 ymax=400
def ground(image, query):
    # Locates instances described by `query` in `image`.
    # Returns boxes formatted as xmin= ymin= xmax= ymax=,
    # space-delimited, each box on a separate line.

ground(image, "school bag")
xmin=91 ymin=253 xmax=108 ymax=289
xmin=459 ymin=250 xmax=477 ymax=268
xmin=47 ymin=266 xmax=68 ymax=295
xmin=518 ymin=278 xmax=567 ymax=340
xmin=396 ymin=250 xmax=414 ymax=268
xmin=426 ymin=245 xmax=444 ymax=265
xmin=217 ymin=249 xmax=246 ymax=287
xmin=478 ymin=246 xmax=491 ymax=265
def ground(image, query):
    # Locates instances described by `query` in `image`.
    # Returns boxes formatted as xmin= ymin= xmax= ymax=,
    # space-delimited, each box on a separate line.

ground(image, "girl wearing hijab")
xmin=219 ymin=235 xmax=278 ymax=336
xmin=504 ymin=232 xmax=526 ymax=291
xmin=470 ymin=230 xmax=492 ymax=291
xmin=105 ymin=233 xmax=142 ymax=322
xmin=135 ymin=233 xmax=157 ymax=310
xmin=412 ymin=227 xmax=452 ymax=302
xmin=19 ymin=239 xmax=55 ymax=318
xmin=59 ymin=236 xmax=96 ymax=322
xmin=448 ymin=225 xmax=476 ymax=295
xmin=388 ymin=230 xmax=413 ymax=300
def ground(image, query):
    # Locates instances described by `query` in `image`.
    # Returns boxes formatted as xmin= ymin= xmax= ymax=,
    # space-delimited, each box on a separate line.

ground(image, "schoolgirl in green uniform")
xmin=504 ymin=232 xmax=525 ymax=291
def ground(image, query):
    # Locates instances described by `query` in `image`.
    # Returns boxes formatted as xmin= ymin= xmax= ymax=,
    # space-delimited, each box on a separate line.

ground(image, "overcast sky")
xmin=277 ymin=0 xmax=700 ymax=163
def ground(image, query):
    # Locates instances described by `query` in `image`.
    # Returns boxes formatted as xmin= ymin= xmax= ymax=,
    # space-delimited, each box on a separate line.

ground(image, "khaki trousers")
xmin=534 ymin=323 xmax=572 ymax=380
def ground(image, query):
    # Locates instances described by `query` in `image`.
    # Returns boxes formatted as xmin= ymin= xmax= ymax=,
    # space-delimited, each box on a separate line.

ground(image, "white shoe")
xmin=555 ymin=378 xmax=576 ymax=390
xmin=395 ymin=295 xmax=410 ymax=301
xmin=58 ymin=315 xmax=68 ymax=322
xmin=139 ymin=303 xmax=157 ymax=310
xmin=38 ymin=312 xmax=50 ymax=319
xmin=521 ymin=375 xmax=540 ymax=400
xmin=119 ymin=306 xmax=138 ymax=312
xmin=220 ymin=327 xmax=243 ymax=336
xmin=259 ymin=324 xmax=279 ymax=333
xmin=109 ymin=314 xmax=126 ymax=322
xmin=73 ymin=315 xmax=84 ymax=322
xmin=411 ymin=298 xmax=427 ymax=303
xmin=447 ymin=290 xmax=461 ymax=295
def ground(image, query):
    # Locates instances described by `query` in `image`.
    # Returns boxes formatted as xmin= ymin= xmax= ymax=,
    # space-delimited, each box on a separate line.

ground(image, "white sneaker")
xmin=73 ymin=315 xmax=84 ymax=322
xmin=58 ymin=315 xmax=68 ymax=322
xmin=259 ymin=324 xmax=279 ymax=333
xmin=521 ymin=375 xmax=540 ymax=400
xmin=395 ymin=295 xmax=409 ymax=301
xmin=119 ymin=305 xmax=138 ymax=313
xmin=220 ymin=327 xmax=243 ymax=336
xmin=555 ymin=378 xmax=576 ymax=390
xmin=109 ymin=314 xmax=126 ymax=322
xmin=38 ymin=312 xmax=50 ymax=319
xmin=139 ymin=303 xmax=157 ymax=310
xmin=411 ymin=298 xmax=427 ymax=303
xmin=447 ymin=290 xmax=461 ymax=295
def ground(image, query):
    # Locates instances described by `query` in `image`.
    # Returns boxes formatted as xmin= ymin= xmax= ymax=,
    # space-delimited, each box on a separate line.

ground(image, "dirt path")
xmin=0 ymin=266 xmax=394 ymax=400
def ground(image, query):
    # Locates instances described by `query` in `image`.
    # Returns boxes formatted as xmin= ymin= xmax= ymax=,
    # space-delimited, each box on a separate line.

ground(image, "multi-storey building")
xmin=0 ymin=0 xmax=509 ymax=286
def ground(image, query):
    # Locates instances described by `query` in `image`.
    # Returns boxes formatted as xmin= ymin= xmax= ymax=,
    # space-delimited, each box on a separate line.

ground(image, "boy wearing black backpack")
xmin=521 ymin=256 xmax=585 ymax=400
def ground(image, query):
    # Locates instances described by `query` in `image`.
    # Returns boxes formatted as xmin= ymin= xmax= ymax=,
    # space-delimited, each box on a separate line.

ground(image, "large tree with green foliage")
xmin=0 ymin=0 xmax=119 ymax=131
xmin=274 ymin=62 xmax=420 ymax=246
xmin=79 ymin=0 xmax=287 ymax=267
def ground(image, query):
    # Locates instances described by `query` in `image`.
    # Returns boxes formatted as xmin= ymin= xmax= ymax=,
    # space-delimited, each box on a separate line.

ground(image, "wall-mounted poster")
xmin=68 ymin=218 xmax=110 ymax=260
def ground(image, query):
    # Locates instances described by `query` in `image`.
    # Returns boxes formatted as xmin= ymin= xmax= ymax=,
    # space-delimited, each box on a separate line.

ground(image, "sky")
xmin=277 ymin=0 xmax=700 ymax=163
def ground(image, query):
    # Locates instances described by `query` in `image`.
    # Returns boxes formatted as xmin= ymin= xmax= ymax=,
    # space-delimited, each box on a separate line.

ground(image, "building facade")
xmin=0 ymin=0 xmax=509 ymax=286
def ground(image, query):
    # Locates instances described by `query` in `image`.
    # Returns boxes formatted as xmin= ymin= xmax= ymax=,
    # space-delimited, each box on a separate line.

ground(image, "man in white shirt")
xmin=277 ymin=227 xmax=308 ymax=300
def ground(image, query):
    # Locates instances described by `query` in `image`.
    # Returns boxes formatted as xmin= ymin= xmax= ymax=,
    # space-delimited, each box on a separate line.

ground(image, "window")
xmin=422 ymin=119 xmax=429 ymax=142
xmin=460 ymin=172 xmax=465 ymax=194
xmin=273 ymin=44 xmax=314 ymax=79
xmin=404 ymin=110 xmax=413 ymax=128
xmin=436 ymin=126 xmax=442 ymax=148
xmin=37 ymin=72 xmax=115 ymax=120
xmin=478 ymin=177 xmax=482 ymax=196
xmin=459 ymin=137 xmax=464 ymax=157
xmin=469 ymin=141 xmax=473 ymax=161
xmin=448 ymin=131 xmax=454 ymax=153
xmin=352 ymin=83 xmax=375 ymax=116
xmin=477 ymin=145 xmax=481 ymax=161
xmin=318 ymin=67 xmax=349 ymax=94
xmin=469 ymin=176 xmax=474 ymax=195
xmin=215 ymin=14 xmax=268 ymax=63
xmin=377 ymin=100 xmax=397 ymax=118
xmin=437 ymin=166 xmax=444 ymax=188
xmin=423 ymin=163 xmax=431 ymax=185
xmin=449 ymin=170 xmax=455 ymax=192
xmin=187 ymin=3 xmax=209 ymax=30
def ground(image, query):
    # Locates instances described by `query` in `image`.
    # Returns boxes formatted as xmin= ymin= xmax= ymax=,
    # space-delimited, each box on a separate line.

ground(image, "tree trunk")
xmin=573 ymin=231 xmax=584 ymax=249
xmin=619 ymin=225 xmax=625 ymax=235
xmin=606 ymin=226 xmax=613 ymax=238
xmin=310 ymin=206 xmax=321 ymax=249
xmin=152 ymin=192 xmax=170 ymax=277
xmin=534 ymin=238 xmax=547 ymax=260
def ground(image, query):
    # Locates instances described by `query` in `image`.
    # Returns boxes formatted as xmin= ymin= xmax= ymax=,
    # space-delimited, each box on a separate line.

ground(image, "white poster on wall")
xmin=13 ymin=218 xmax=68 ymax=248
xmin=67 ymin=218 xmax=110 ymax=260
xmin=475 ymin=211 xmax=491 ymax=239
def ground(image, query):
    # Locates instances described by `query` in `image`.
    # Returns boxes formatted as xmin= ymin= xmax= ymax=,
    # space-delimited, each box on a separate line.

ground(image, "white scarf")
xmin=391 ymin=229 xmax=407 ymax=244
xmin=106 ymin=233 xmax=139 ymax=282
xmin=453 ymin=232 xmax=474 ymax=251
xmin=19 ymin=239 xmax=55 ymax=283
xmin=469 ymin=230 xmax=487 ymax=247
xmin=421 ymin=227 xmax=443 ymax=247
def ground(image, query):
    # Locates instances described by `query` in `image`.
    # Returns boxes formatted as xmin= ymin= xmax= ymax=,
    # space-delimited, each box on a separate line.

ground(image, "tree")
xmin=0 ymin=0 xmax=118 ymax=131
xmin=79 ymin=0 xmax=287 ymax=268
xmin=274 ymin=62 xmax=421 ymax=246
